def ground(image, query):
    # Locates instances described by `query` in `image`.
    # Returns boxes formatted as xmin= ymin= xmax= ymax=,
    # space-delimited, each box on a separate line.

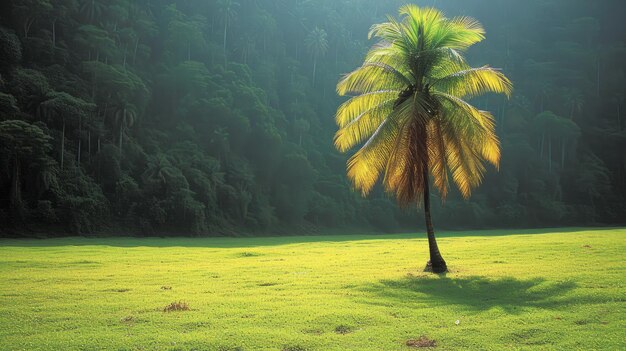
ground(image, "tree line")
xmin=0 ymin=0 xmax=624 ymax=237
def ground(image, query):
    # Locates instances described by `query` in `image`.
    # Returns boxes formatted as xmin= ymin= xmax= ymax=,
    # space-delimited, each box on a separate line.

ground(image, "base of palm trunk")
xmin=424 ymin=259 xmax=448 ymax=273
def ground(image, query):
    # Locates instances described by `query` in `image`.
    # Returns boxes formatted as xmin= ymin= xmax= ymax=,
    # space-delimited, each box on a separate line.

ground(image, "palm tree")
xmin=564 ymin=89 xmax=584 ymax=120
xmin=217 ymin=0 xmax=239 ymax=67
xmin=305 ymin=27 xmax=328 ymax=87
xmin=113 ymin=103 xmax=136 ymax=154
xmin=142 ymin=154 xmax=177 ymax=193
xmin=0 ymin=120 xmax=53 ymax=217
xmin=80 ymin=0 xmax=105 ymax=24
xmin=334 ymin=5 xmax=512 ymax=273
xmin=38 ymin=92 xmax=94 ymax=170
xmin=236 ymin=34 xmax=256 ymax=64
xmin=537 ymin=81 xmax=553 ymax=113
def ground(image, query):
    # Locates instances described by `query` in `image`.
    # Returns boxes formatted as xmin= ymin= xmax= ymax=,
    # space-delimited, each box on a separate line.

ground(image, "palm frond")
xmin=432 ymin=16 xmax=485 ymax=50
xmin=433 ymin=66 xmax=513 ymax=99
xmin=335 ymin=90 xmax=399 ymax=127
xmin=337 ymin=63 xmax=411 ymax=95
xmin=346 ymin=99 xmax=413 ymax=195
xmin=435 ymin=91 xmax=500 ymax=167
xmin=335 ymin=4 xmax=510 ymax=205
xmin=428 ymin=119 xmax=449 ymax=198
xmin=334 ymin=99 xmax=395 ymax=152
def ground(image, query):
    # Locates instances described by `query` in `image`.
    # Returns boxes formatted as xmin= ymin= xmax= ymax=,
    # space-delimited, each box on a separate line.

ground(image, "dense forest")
xmin=0 ymin=0 xmax=624 ymax=237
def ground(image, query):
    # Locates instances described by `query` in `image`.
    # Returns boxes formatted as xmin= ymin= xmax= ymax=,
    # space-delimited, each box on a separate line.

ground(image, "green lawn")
xmin=1 ymin=228 xmax=625 ymax=350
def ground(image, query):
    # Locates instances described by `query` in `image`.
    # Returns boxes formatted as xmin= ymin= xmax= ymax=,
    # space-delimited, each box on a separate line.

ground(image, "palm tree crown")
xmin=305 ymin=27 xmax=329 ymax=59
xmin=335 ymin=5 xmax=512 ymax=206
xmin=305 ymin=26 xmax=328 ymax=86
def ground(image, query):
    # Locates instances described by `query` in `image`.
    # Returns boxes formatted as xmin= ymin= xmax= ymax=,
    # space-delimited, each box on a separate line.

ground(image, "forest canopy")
xmin=0 ymin=0 xmax=625 ymax=237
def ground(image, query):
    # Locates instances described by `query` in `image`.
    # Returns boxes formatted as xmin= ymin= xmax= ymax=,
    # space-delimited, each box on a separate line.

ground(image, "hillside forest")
xmin=0 ymin=0 xmax=625 ymax=236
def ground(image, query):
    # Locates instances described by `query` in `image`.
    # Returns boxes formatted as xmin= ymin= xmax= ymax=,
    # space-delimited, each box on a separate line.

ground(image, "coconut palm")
xmin=39 ymin=92 xmax=94 ymax=170
xmin=217 ymin=0 xmax=239 ymax=66
xmin=305 ymin=27 xmax=328 ymax=87
xmin=334 ymin=5 xmax=512 ymax=273
xmin=142 ymin=154 xmax=177 ymax=193
xmin=564 ymin=89 xmax=584 ymax=120
xmin=80 ymin=0 xmax=105 ymax=23
xmin=113 ymin=103 xmax=136 ymax=154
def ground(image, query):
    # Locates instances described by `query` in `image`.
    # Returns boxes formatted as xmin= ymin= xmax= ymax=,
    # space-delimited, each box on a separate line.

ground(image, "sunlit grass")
xmin=1 ymin=228 xmax=624 ymax=350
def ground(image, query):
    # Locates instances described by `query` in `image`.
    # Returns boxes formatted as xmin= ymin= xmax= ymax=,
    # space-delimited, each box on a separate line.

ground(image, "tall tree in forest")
xmin=217 ymin=0 xmax=239 ymax=66
xmin=11 ymin=0 xmax=53 ymax=38
xmin=305 ymin=27 xmax=328 ymax=87
xmin=49 ymin=0 xmax=77 ymax=48
xmin=113 ymin=102 xmax=136 ymax=154
xmin=79 ymin=0 xmax=105 ymax=24
xmin=564 ymin=89 xmax=584 ymax=120
xmin=38 ymin=92 xmax=94 ymax=169
xmin=334 ymin=5 xmax=512 ymax=272
xmin=0 ymin=120 xmax=53 ymax=219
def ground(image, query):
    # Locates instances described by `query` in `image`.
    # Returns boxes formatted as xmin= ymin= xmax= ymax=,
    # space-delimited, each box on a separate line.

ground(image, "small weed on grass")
xmin=282 ymin=346 xmax=307 ymax=351
xmin=238 ymin=252 xmax=261 ymax=257
xmin=406 ymin=336 xmax=436 ymax=348
xmin=163 ymin=301 xmax=190 ymax=312
xmin=258 ymin=282 xmax=278 ymax=286
xmin=334 ymin=325 xmax=353 ymax=334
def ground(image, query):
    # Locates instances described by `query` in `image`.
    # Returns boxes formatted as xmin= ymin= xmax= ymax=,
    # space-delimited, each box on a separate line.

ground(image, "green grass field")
xmin=1 ymin=228 xmax=625 ymax=350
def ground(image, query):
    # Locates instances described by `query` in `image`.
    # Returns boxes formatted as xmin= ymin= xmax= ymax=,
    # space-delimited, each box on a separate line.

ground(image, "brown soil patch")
xmin=406 ymin=336 xmax=437 ymax=348
xmin=163 ymin=301 xmax=190 ymax=312
xmin=334 ymin=325 xmax=353 ymax=334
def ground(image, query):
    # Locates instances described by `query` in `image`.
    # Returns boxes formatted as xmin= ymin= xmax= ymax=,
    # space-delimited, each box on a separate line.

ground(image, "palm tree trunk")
xmin=423 ymin=165 xmax=447 ymax=273
xmin=223 ymin=20 xmax=228 ymax=67
xmin=90 ymin=0 xmax=95 ymax=23
xmin=61 ymin=119 xmax=65 ymax=170
xmin=618 ymin=104 xmax=621 ymax=131
xmin=123 ymin=44 xmax=128 ymax=69
xmin=119 ymin=108 xmax=125 ymax=153
xmin=52 ymin=19 xmax=56 ymax=48
xmin=119 ymin=123 xmax=123 ymax=153
xmin=548 ymin=137 xmax=552 ymax=172
xmin=561 ymin=139 xmax=565 ymax=167
xmin=539 ymin=131 xmax=546 ymax=159
xmin=24 ymin=18 xmax=33 ymax=38
xmin=10 ymin=157 xmax=21 ymax=207
xmin=596 ymin=57 xmax=601 ymax=97
xmin=312 ymin=58 xmax=317 ymax=87
xmin=77 ymin=116 xmax=82 ymax=166
xmin=133 ymin=37 xmax=139 ymax=65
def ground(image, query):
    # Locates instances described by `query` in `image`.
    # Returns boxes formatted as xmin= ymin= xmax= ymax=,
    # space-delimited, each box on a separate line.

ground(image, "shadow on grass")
xmin=362 ymin=275 xmax=594 ymax=313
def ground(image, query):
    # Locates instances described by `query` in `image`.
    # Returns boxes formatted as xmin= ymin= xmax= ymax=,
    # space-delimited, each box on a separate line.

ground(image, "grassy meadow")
xmin=1 ymin=228 xmax=625 ymax=350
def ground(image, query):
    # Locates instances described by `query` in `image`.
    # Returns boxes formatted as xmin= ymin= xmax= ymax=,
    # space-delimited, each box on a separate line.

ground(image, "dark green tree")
xmin=0 ymin=120 xmax=53 ymax=218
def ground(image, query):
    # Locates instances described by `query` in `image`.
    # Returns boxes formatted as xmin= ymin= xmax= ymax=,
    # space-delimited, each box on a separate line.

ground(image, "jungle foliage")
xmin=0 ymin=0 xmax=624 ymax=236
